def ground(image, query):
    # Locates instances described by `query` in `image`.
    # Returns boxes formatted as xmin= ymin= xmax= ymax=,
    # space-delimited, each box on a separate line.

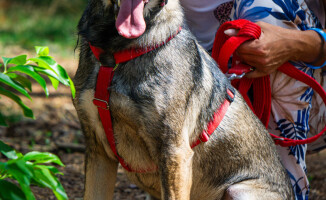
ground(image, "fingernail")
xmin=224 ymin=29 xmax=238 ymax=36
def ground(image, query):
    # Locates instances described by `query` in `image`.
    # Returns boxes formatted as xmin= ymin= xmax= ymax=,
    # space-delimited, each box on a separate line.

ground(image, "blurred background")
xmin=0 ymin=0 xmax=325 ymax=199
xmin=0 ymin=0 xmax=85 ymax=57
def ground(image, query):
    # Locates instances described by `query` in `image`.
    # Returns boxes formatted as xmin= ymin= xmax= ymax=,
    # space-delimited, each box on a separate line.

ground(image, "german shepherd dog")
xmin=73 ymin=0 xmax=294 ymax=199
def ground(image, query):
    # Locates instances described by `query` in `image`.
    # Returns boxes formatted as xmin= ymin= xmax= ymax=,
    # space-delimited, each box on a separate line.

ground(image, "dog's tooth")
xmin=117 ymin=31 xmax=131 ymax=38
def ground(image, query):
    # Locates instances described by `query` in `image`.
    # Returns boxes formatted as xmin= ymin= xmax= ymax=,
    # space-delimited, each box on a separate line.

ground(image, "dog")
xmin=73 ymin=0 xmax=294 ymax=199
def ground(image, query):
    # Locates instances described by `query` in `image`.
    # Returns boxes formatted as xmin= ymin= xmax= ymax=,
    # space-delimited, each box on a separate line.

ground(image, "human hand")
xmin=225 ymin=21 xmax=298 ymax=78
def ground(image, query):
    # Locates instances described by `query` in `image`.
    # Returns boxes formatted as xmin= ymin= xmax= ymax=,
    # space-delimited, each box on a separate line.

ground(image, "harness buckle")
xmin=199 ymin=131 xmax=210 ymax=143
xmin=226 ymin=72 xmax=246 ymax=81
xmin=226 ymin=87 xmax=235 ymax=103
xmin=93 ymin=98 xmax=109 ymax=110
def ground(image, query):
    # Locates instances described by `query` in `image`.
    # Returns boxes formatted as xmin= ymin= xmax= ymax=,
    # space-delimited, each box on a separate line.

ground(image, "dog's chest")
xmin=108 ymin=81 xmax=161 ymax=169
xmin=79 ymin=75 xmax=159 ymax=171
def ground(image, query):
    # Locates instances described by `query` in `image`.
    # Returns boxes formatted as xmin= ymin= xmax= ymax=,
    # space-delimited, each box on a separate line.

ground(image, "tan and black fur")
xmin=73 ymin=0 xmax=294 ymax=199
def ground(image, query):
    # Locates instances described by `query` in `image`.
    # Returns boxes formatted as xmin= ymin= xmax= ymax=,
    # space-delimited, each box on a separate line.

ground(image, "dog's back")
xmin=73 ymin=0 xmax=294 ymax=199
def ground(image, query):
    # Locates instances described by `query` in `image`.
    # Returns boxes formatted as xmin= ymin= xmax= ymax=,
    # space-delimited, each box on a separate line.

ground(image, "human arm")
xmin=233 ymin=21 xmax=326 ymax=78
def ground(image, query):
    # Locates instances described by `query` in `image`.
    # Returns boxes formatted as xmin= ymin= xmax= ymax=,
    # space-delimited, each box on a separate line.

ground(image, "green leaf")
xmin=6 ymin=159 xmax=35 ymax=200
xmin=0 ymin=141 xmax=18 ymax=159
xmin=0 ymin=86 xmax=34 ymax=119
xmin=23 ymin=152 xmax=64 ymax=166
xmin=35 ymin=46 xmax=49 ymax=57
xmin=68 ymin=77 xmax=76 ymax=98
xmin=0 ymin=73 xmax=31 ymax=99
xmin=6 ymin=73 xmax=32 ymax=92
xmin=33 ymin=67 xmax=61 ymax=89
xmin=7 ymin=65 xmax=49 ymax=96
xmin=6 ymin=159 xmax=33 ymax=178
xmin=32 ymin=165 xmax=58 ymax=189
xmin=42 ymin=166 xmax=63 ymax=175
xmin=32 ymin=165 xmax=68 ymax=200
xmin=10 ymin=55 xmax=27 ymax=66
xmin=53 ymin=181 xmax=68 ymax=200
xmin=28 ymin=57 xmax=69 ymax=85
xmin=0 ymin=112 xmax=7 ymax=127
xmin=54 ymin=64 xmax=69 ymax=83
xmin=49 ymin=77 xmax=60 ymax=90
xmin=0 ymin=180 xmax=26 ymax=200
xmin=0 ymin=161 xmax=6 ymax=175
xmin=2 ymin=55 xmax=27 ymax=68
xmin=2 ymin=57 xmax=11 ymax=68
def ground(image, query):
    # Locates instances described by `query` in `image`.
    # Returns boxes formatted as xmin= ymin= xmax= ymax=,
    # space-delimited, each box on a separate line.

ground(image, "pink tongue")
xmin=116 ymin=0 xmax=146 ymax=39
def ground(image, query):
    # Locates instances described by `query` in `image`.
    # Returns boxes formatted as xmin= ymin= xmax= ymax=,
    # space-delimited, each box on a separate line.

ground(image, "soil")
xmin=0 ymin=61 xmax=325 ymax=200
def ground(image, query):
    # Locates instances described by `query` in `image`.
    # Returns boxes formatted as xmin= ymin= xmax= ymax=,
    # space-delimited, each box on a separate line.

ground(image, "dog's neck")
xmin=137 ymin=0 xmax=183 ymax=48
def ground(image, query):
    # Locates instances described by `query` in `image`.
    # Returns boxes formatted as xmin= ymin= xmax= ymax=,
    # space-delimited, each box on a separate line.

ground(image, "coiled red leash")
xmin=212 ymin=19 xmax=326 ymax=147
xmin=212 ymin=19 xmax=271 ymax=128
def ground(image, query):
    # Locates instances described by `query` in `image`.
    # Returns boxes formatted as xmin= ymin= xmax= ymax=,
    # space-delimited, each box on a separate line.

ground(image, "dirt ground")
xmin=0 ymin=64 xmax=325 ymax=199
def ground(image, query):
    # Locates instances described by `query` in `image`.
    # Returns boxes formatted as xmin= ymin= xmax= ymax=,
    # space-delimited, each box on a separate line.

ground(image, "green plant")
xmin=0 ymin=141 xmax=67 ymax=200
xmin=0 ymin=46 xmax=75 ymax=200
xmin=0 ymin=46 xmax=75 ymax=126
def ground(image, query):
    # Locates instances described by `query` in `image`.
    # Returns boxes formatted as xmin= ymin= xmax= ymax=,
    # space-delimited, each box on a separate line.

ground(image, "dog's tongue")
xmin=116 ymin=0 xmax=146 ymax=39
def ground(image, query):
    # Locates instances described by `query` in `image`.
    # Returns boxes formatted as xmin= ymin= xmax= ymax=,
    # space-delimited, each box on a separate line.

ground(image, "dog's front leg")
xmin=84 ymin=150 xmax=118 ymax=200
xmin=159 ymin=142 xmax=194 ymax=200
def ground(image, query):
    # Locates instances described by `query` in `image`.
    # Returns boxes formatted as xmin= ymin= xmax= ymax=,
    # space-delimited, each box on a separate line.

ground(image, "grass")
xmin=0 ymin=0 xmax=87 ymax=57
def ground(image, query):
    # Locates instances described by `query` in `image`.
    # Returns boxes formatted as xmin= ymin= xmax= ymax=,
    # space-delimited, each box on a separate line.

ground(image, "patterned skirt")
xmin=215 ymin=0 xmax=325 ymax=199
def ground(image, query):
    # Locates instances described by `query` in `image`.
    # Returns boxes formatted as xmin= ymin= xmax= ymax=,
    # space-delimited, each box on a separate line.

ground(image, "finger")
xmin=245 ymin=69 xmax=268 ymax=79
xmin=237 ymin=54 xmax=267 ymax=68
xmin=239 ymin=59 xmax=270 ymax=78
xmin=237 ymin=40 xmax=263 ymax=55
xmin=224 ymin=29 xmax=239 ymax=36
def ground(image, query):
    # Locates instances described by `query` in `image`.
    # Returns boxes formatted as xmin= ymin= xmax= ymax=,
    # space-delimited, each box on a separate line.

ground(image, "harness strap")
xmin=93 ymin=67 xmax=136 ymax=171
xmin=92 ymin=63 xmax=158 ymax=173
xmin=212 ymin=19 xmax=326 ymax=147
xmin=114 ymin=26 xmax=182 ymax=63
xmin=90 ymin=25 xmax=235 ymax=172
xmin=90 ymin=27 xmax=188 ymax=173
xmin=191 ymin=88 xmax=235 ymax=148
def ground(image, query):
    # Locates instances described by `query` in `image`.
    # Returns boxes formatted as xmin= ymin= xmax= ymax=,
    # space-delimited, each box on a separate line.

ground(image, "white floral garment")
xmin=229 ymin=0 xmax=325 ymax=199
xmin=182 ymin=0 xmax=325 ymax=198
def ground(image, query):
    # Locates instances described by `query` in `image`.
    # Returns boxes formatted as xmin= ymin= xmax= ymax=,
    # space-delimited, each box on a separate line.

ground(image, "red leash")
xmin=212 ymin=19 xmax=271 ymax=127
xmin=212 ymin=19 xmax=326 ymax=147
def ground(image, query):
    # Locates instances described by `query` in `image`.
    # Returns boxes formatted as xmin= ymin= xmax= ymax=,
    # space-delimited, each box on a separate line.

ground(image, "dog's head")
xmin=78 ymin=0 xmax=182 ymax=52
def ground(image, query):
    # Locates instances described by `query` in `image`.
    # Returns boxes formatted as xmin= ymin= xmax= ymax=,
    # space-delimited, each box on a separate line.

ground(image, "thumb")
xmin=224 ymin=29 xmax=239 ymax=36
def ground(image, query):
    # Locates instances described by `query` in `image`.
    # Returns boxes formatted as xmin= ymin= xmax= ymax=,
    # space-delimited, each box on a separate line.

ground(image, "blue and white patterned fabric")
xmin=231 ymin=1 xmax=324 ymax=199
xmin=181 ymin=0 xmax=325 ymax=199
xmin=230 ymin=1 xmax=324 ymax=199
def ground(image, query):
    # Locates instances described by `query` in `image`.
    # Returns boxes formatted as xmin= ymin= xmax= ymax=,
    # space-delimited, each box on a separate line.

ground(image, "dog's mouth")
xmin=115 ymin=0 xmax=150 ymax=39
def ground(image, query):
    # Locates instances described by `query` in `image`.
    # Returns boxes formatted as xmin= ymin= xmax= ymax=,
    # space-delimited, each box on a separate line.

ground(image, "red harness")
xmin=212 ymin=19 xmax=326 ymax=147
xmin=90 ymin=28 xmax=235 ymax=172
